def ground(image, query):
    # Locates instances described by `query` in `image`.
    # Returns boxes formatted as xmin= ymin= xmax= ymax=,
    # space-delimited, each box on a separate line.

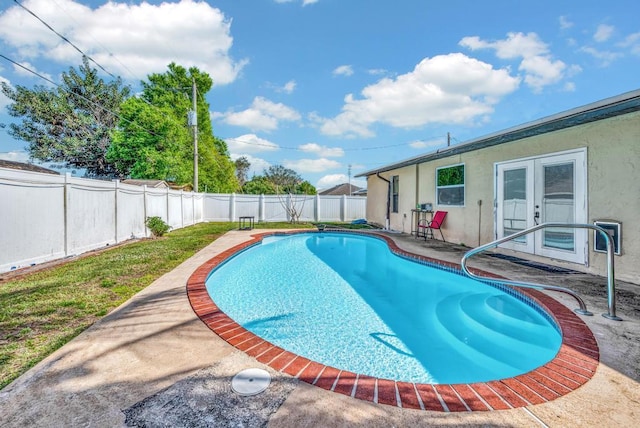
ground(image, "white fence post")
xmin=63 ymin=172 xmax=70 ymax=257
xmin=165 ymin=187 xmax=170 ymax=224
xmin=143 ymin=185 xmax=148 ymax=237
xmin=114 ymin=179 xmax=119 ymax=244
xmin=315 ymin=194 xmax=320 ymax=222
xmin=259 ymin=194 xmax=265 ymax=222
xmin=230 ymin=193 xmax=236 ymax=222
xmin=180 ymin=189 xmax=184 ymax=228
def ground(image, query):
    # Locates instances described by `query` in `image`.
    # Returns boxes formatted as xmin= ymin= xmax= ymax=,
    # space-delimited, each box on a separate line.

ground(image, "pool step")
xmin=434 ymin=292 xmax=560 ymax=375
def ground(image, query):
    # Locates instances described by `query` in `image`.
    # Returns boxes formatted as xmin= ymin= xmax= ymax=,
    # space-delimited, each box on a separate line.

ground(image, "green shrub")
xmin=146 ymin=216 xmax=171 ymax=237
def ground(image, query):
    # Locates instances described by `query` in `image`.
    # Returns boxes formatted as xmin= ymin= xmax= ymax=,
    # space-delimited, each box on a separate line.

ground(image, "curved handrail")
xmin=461 ymin=222 xmax=621 ymax=321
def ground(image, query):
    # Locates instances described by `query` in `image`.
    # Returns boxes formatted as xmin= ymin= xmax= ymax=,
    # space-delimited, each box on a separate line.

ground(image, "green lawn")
xmin=0 ymin=221 xmax=314 ymax=390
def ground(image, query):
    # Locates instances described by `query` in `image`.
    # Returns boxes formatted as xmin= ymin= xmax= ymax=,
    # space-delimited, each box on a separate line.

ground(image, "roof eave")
xmin=356 ymin=88 xmax=640 ymax=177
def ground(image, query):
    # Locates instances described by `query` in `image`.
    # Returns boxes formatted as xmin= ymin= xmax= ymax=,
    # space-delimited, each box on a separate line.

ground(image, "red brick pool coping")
xmin=186 ymin=230 xmax=599 ymax=412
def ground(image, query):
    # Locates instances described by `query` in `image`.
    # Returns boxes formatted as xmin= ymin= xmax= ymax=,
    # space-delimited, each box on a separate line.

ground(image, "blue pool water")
xmin=205 ymin=232 xmax=562 ymax=384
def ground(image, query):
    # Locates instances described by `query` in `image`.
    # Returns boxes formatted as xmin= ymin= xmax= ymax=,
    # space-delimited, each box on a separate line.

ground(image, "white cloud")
xmin=0 ymin=0 xmax=247 ymax=84
xmin=461 ymin=32 xmax=568 ymax=91
xmin=563 ymin=82 xmax=576 ymax=92
xmin=567 ymin=64 xmax=583 ymax=77
xmin=619 ymin=32 xmax=640 ymax=55
xmin=299 ymin=143 xmax=344 ymax=157
xmin=223 ymin=109 xmax=278 ymax=131
xmin=333 ymin=65 xmax=354 ymax=77
xmin=409 ymin=138 xmax=446 ymax=150
xmin=460 ymin=32 xmax=548 ymax=59
xmin=319 ymin=53 xmax=519 ymax=137
xmin=217 ymin=97 xmax=301 ymax=131
xmin=559 ymin=16 xmax=573 ymax=30
xmin=594 ymin=24 xmax=615 ymax=42
xmin=367 ymin=68 xmax=387 ymax=75
xmin=316 ymin=174 xmax=366 ymax=190
xmin=12 ymin=61 xmax=53 ymax=82
xmin=0 ymin=150 xmax=30 ymax=162
xmin=225 ymin=134 xmax=279 ymax=154
xmin=579 ymin=46 xmax=623 ymax=66
xmin=274 ymin=0 xmax=318 ymax=5
xmin=519 ymin=56 xmax=566 ymax=92
xmin=283 ymin=158 xmax=341 ymax=173
xmin=266 ymin=79 xmax=296 ymax=94
xmin=281 ymin=80 xmax=296 ymax=94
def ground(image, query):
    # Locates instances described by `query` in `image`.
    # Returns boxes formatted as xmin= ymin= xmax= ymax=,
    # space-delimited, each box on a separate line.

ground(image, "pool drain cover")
xmin=231 ymin=368 xmax=271 ymax=396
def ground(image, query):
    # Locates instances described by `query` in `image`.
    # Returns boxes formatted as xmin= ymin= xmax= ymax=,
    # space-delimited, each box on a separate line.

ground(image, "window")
xmin=436 ymin=164 xmax=465 ymax=206
xmin=391 ymin=175 xmax=399 ymax=213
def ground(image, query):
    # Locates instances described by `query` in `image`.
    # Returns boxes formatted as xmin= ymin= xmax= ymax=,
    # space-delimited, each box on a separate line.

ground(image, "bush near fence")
xmin=0 ymin=167 xmax=366 ymax=272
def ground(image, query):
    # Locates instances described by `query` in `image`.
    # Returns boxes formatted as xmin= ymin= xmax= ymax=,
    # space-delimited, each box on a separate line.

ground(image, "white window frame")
xmin=391 ymin=175 xmax=399 ymax=213
xmin=436 ymin=163 xmax=465 ymax=207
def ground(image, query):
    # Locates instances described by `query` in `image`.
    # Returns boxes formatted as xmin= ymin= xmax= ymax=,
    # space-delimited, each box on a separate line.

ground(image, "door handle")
xmin=534 ymin=205 xmax=540 ymax=225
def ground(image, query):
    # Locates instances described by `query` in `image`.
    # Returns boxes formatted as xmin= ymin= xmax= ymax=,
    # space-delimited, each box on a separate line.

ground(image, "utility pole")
xmin=191 ymin=77 xmax=198 ymax=192
xmin=447 ymin=132 xmax=451 ymax=147
xmin=348 ymin=164 xmax=352 ymax=195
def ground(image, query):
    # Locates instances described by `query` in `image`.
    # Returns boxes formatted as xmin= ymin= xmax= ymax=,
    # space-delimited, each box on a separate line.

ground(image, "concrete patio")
xmin=1 ymin=229 xmax=638 ymax=427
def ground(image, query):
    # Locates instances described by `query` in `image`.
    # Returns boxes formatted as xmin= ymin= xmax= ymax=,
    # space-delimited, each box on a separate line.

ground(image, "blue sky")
xmin=1 ymin=0 xmax=639 ymax=189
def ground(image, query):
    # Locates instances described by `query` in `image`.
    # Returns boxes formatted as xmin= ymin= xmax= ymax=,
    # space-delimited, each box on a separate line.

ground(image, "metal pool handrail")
xmin=461 ymin=222 xmax=621 ymax=321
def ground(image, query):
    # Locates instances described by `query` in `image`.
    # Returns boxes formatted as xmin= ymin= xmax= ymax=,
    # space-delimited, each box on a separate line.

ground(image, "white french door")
xmin=496 ymin=150 xmax=587 ymax=264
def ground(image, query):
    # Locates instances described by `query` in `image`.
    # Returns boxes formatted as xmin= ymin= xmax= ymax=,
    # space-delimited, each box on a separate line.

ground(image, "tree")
xmin=297 ymin=180 xmax=317 ymax=195
xmin=1 ymin=57 xmax=131 ymax=177
xmin=242 ymin=175 xmax=276 ymax=194
xmin=242 ymin=165 xmax=317 ymax=195
xmin=234 ymin=156 xmax=250 ymax=187
xmin=108 ymin=63 xmax=238 ymax=191
xmin=264 ymin=165 xmax=302 ymax=193
xmin=107 ymin=97 xmax=187 ymax=180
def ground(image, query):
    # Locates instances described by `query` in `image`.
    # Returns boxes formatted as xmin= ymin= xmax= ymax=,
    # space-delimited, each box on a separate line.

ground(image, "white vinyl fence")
xmin=0 ymin=167 xmax=366 ymax=272
xmin=203 ymin=193 xmax=366 ymax=223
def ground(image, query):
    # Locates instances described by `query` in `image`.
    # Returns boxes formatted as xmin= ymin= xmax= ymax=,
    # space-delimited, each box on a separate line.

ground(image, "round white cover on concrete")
xmin=231 ymin=368 xmax=271 ymax=396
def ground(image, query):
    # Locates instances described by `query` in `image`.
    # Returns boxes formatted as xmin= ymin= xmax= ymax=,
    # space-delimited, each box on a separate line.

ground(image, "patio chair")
xmin=417 ymin=210 xmax=448 ymax=241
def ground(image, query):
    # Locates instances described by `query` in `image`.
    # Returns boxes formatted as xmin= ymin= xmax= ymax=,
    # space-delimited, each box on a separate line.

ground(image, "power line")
xmin=5 ymin=0 xmax=453 ymax=172
xmin=0 ymin=53 xmax=159 ymax=139
xmin=0 ymin=54 xmax=58 ymax=87
xmin=8 ymin=1 xmax=443 ymax=157
xmin=48 ymin=0 xmax=141 ymax=82
xmin=222 ymin=135 xmax=447 ymax=152
xmin=13 ymin=0 xmax=116 ymax=78
xmin=11 ymin=0 xmax=191 ymax=127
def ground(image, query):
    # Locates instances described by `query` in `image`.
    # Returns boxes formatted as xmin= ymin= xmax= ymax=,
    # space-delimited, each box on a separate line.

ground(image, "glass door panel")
xmin=496 ymin=160 xmax=534 ymax=253
xmin=542 ymin=162 xmax=575 ymax=251
xmin=503 ymin=168 xmax=527 ymax=243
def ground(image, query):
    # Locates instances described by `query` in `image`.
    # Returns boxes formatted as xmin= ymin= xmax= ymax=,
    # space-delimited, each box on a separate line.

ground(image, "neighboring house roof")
xmin=356 ymin=88 xmax=640 ymax=177
xmin=121 ymin=179 xmax=193 ymax=191
xmin=122 ymin=179 xmax=169 ymax=188
xmin=0 ymin=159 xmax=59 ymax=175
xmin=319 ymin=183 xmax=364 ymax=196
xmin=352 ymin=188 xmax=367 ymax=196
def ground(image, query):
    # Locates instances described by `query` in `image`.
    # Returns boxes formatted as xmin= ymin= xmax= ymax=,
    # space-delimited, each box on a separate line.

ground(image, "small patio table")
xmin=238 ymin=216 xmax=255 ymax=230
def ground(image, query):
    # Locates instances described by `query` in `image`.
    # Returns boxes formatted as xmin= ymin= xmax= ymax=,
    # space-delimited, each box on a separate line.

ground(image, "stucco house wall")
xmin=366 ymin=165 xmax=417 ymax=233
xmin=359 ymin=91 xmax=640 ymax=283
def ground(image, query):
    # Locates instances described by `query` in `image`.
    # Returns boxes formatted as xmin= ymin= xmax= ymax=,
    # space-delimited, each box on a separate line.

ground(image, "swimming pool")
xmin=204 ymin=232 xmax=561 ymax=384
xmin=188 ymin=230 xmax=599 ymax=411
